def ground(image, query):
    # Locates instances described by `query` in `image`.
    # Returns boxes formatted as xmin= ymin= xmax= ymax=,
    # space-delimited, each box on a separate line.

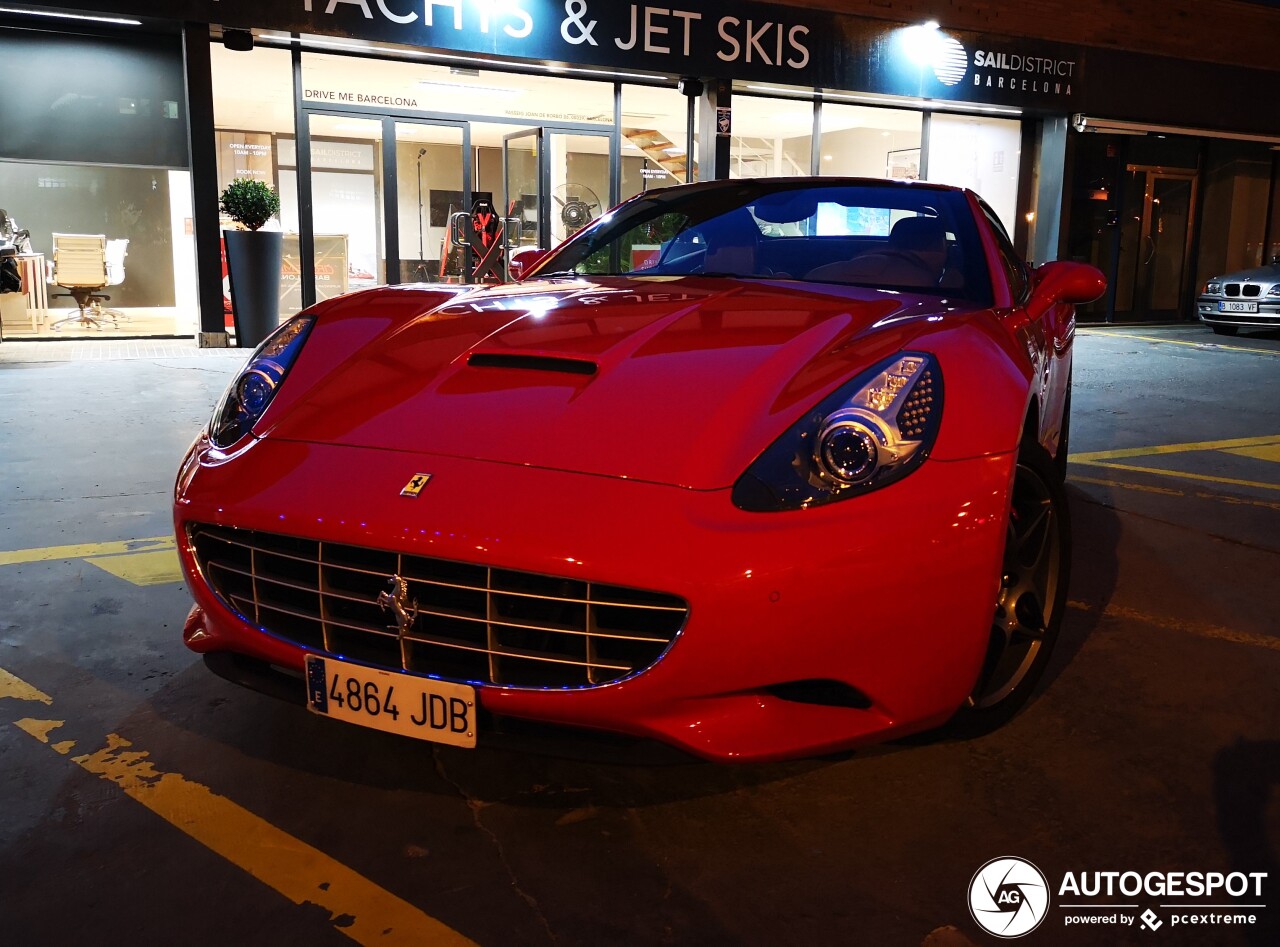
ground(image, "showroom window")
xmin=620 ymin=84 xmax=696 ymax=202
xmin=818 ymin=103 xmax=923 ymax=180
xmin=728 ymin=95 xmax=814 ymax=179
xmin=924 ymin=113 xmax=1022 ymax=234
xmin=0 ymin=27 xmax=193 ymax=339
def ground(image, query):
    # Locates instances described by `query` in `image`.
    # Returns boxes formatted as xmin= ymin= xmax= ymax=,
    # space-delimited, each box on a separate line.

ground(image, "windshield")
xmin=531 ymin=181 xmax=993 ymax=305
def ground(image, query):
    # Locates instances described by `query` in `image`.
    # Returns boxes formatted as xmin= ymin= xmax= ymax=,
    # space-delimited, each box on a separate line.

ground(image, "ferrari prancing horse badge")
xmin=400 ymin=473 xmax=433 ymax=497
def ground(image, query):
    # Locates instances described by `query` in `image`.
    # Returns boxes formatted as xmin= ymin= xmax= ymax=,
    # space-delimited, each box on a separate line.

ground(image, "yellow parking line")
xmin=1070 ymin=434 xmax=1280 ymax=463
xmin=0 ymin=666 xmax=52 ymax=704
xmin=2 ymin=666 xmax=476 ymax=947
xmin=1223 ymin=443 xmax=1280 ymax=463
xmin=1071 ymin=475 xmax=1280 ymax=510
xmin=1067 ymin=601 xmax=1279 ymax=652
xmin=1083 ymin=331 xmax=1280 ymax=357
xmin=1075 ymin=460 xmax=1280 ymax=492
xmin=86 ymin=549 xmax=183 ymax=586
xmin=1070 ymin=475 xmax=1184 ymax=497
xmin=0 ymin=536 xmax=175 ymax=567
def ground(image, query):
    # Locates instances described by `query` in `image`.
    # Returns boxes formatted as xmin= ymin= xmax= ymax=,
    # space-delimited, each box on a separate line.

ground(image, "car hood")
xmin=265 ymin=276 xmax=957 ymax=489
xmin=1212 ymin=262 xmax=1280 ymax=285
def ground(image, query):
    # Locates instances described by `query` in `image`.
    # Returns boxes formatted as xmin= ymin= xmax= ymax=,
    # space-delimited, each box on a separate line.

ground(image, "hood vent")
xmin=467 ymin=353 xmax=598 ymax=376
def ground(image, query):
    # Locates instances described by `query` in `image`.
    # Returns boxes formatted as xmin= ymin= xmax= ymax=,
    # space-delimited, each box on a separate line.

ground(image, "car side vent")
xmin=467 ymin=353 xmax=598 ymax=375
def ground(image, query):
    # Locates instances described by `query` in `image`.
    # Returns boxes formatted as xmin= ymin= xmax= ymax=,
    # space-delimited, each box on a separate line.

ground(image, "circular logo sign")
xmin=969 ymin=857 xmax=1050 ymax=938
xmin=932 ymin=35 xmax=969 ymax=86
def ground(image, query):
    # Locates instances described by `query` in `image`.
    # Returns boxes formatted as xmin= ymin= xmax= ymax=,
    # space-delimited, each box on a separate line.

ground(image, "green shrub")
xmin=219 ymin=178 xmax=281 ymax=232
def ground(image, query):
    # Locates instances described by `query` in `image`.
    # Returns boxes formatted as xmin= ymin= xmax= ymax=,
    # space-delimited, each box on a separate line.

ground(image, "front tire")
xmin=953 ymin=442 xmax=1070 ymax=734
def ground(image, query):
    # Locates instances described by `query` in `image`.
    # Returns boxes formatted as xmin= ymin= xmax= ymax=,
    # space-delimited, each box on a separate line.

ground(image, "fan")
xmin=551 ymin=183 xmax=601 ymax=239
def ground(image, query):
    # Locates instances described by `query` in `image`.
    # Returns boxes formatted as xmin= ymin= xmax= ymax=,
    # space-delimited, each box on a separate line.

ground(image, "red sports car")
xmin=175 ymin=178 xmax=1105 ymax=763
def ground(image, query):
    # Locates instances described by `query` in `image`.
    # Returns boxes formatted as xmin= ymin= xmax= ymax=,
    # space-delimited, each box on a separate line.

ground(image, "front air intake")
xmin=189 ymin=524 xmax=686 ymax=689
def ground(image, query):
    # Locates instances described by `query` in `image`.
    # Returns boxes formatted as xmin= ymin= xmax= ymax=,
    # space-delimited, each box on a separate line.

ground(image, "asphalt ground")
xmin=0 ymin=324 xmax=1277 ymax=946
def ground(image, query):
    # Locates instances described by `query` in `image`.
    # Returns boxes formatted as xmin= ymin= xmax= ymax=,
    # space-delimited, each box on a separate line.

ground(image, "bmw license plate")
xmin=305 ymin=655 xmax=476 ymax=748
xmin=1219 ymin=300 xmax=1258 ymax=313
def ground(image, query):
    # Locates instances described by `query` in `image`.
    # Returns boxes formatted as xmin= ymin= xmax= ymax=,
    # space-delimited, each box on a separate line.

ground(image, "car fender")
xmin=909 ymin=311 xmax=1036 ymax=462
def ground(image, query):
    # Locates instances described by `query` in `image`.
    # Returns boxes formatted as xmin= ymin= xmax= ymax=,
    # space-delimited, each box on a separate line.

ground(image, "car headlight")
xmin=732 ymin=353 xmax=943 ymax=512
xmin=209 ymin=316 xmax=314 ymax=449
xmin=1267 ymin=285 xmax=1280 ymax=297
xmin=1204 ymin=280 xmax=1222 ymax=295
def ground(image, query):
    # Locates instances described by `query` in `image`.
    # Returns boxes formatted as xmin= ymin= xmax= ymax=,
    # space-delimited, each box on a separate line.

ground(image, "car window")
xmin=979 ymin=201 xmax=1031 ymax=304
xmin=536 ymin=183 xmax=994 ymax=306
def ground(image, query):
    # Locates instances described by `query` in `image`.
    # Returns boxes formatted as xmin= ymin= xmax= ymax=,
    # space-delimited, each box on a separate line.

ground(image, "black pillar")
xmin=181 ymin=23 xmax=226 ymax=344
xmin=697 ymin=79 xmax=732 ymax=181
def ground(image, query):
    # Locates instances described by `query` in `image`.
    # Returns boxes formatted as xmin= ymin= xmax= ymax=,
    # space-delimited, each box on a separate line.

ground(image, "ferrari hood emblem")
xmin=400 ymin=473 xmax=432 ymax=497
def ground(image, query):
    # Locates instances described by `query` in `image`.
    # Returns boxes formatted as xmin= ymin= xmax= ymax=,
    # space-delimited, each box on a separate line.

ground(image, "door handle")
xmin=1143 ymin=234 xmax=1156 ymax=265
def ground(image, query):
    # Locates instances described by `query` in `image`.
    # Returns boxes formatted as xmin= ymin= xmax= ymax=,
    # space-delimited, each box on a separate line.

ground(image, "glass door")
xmin=1114 ymin=166 xmax=1198 ymax=321
xmin=392 ymin=119 xmax=468 ymax=284
xmin=282 ymin=113 xmax=385 ymax=315
xmin=503 ymin=127 xmax=613 ymax=275
xmin=547 ymin=130 xmax=612 ymax=247
xmin=503 ymin=128 xmax=542 ymax=280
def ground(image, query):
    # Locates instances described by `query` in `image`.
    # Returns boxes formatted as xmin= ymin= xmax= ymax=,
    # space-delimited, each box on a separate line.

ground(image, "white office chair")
xmin=47 ymin=233 xmax=127 ymax=330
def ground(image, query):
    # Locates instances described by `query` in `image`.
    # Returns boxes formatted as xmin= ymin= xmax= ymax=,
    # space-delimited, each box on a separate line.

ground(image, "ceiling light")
xmin=417 ymin=79 xmax=522 ymax=96
xmin=0 ymin=6 xmax=140 ymax=25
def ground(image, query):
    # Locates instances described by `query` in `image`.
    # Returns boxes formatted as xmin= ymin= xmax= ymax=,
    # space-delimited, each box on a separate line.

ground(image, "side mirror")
xmin=1030 ymin=261 xmax=1107 ymax=311
xmin=507 ymin=247 xmax=547 ymax=281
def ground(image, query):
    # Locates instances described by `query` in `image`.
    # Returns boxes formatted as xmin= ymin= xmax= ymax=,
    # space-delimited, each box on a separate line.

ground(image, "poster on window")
xmin=887 ymin=148 xmax=921 ymax=180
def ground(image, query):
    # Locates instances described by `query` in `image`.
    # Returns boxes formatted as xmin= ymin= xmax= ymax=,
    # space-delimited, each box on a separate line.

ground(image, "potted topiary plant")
xmin=220 ymin=178 xmax=283 ymax=347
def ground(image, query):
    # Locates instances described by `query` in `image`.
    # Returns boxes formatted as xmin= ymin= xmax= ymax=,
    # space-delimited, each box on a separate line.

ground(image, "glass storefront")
xmin=819 ymin=103 xmax=923 ymax=180
xmin=925 ymin=114 xmax=1022 ymax=233
xmin=1065 ymin=131 xmax=1280 ymax=323
xmin=619 ymin=84 xmax=695 ymax=202
xmin=0 ymin=27 xmax=193 ymax=339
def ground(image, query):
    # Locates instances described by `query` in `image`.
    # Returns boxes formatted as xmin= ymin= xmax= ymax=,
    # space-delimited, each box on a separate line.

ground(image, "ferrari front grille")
xmin=189 ymin=524 xmax=687 ymax=689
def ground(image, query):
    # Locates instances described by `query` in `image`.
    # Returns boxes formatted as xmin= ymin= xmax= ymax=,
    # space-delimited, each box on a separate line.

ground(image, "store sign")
xmin=883 ymin=23 xmax=1079 ymax=104
xmin=67 ymin=0 xmax=1087 ymax=110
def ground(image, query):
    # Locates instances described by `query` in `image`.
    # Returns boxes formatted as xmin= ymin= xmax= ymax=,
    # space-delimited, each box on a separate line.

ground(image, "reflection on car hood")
xmin=266 ymin=276 xmax=963 ymax=489
xmin=1210 ymin=263 xmax=1280 ymax=285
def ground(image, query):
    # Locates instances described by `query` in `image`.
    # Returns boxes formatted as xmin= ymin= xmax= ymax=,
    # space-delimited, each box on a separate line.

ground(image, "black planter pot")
xmin=223 ymin=229 xmax=283 ymax=348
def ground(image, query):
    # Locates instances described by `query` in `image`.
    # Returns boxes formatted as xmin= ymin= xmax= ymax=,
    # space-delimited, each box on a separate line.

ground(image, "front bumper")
xmin=1196 ymin=296 xmax=1280 ymax=329
xmin=175 ymin=436 xmax=1014 ymax=762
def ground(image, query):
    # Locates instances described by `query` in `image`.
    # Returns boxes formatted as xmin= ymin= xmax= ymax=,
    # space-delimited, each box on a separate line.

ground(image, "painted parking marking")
xmin=0 ymin=535 xmax=181 ymax=586
xmin=1080 ymin=330 xmax=1280 ymax=357
xmin=1071 ymin=475 xmax=1280 ymax=512
xmin=1070 ymin=434 xmax=1280 ymax=493
xmin=0 ymin=665 xmax=477 ymax=947
xmin=86 ymin=549 xmax=184 ymax=586
xmin=1066 ymin=601 xmax=1279 ymax=653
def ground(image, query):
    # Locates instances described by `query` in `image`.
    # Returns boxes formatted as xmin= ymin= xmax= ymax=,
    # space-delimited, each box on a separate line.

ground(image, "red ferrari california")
xmin=175 ymin=178 xmax=1105 ymax=762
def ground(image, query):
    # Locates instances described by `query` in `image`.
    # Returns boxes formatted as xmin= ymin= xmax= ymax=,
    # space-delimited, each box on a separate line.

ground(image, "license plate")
xmin=1219 ymin=300 xmax=1258 ymax=313
xmin=305 ymin=655 xmax=476 ymax=748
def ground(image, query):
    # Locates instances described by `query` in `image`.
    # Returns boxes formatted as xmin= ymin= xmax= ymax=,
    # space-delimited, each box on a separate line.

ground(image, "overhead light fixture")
xmin=256 ymin=33 xmax=668 ymax=83
xmin=0 ymin=6 xmax=141 ymax=25
xmin=223 ymin=29 xmax=254 ymax=52
xmin=1072 ymin=114 xmax=1280 ymax=144
xmin=747 ymin=84 xmax=1021 ymax=117
xmin=417 ymin=79 xmax=522 ymax=96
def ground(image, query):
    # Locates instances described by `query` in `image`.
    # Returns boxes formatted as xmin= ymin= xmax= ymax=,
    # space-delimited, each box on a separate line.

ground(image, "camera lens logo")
xmin=969 ymin=857 xmax=1050 ymax=938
